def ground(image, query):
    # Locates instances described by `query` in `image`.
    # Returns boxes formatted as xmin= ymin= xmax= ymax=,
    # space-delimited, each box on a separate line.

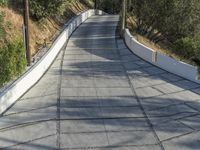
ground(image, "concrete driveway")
xmin=0 ymin=15 xmax=200 ymax=150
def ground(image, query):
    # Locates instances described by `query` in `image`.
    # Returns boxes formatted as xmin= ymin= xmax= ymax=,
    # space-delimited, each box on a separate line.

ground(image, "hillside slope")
xmin=1 ymin=1 xmax=92 ymax=56
xmin=0 ymin=0 xmax=93 ymax=87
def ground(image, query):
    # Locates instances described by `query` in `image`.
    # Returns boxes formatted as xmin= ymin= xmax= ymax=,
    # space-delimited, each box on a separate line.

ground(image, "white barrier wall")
xmin=0 ymin=9 xmax=103 ymax=114
xmin=124 ymin=29 xmax=200 ymax=84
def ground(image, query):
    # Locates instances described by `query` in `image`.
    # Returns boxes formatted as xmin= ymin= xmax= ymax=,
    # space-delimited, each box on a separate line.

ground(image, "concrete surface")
xmin=0 ymin=10 xmax=98 ymax=114
xmin=0 ymin=15 xmax=200 ymax=150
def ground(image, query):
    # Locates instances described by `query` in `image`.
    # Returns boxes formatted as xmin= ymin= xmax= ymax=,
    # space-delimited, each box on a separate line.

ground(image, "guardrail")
xmin=0 ymin=9 xmax=105 ymax=114
xmin=124 ymin=29 xmax=200 ymax=84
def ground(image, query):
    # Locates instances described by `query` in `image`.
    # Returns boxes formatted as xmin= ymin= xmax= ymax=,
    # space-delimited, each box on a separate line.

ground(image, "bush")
xmin=194 ymin=43 xmax=200 ymax=64
xmin=0 ymin=38 xmax=26 ymax=86
xmin=29 ymin=0 xmax=64 ymax=20
xmin=0 ymin=12 xmax=5 ymax=39
xmin=0 ymin=0 xmax=7 ymax=6
xmin=173 ymin=37 xmax=196 ymax=59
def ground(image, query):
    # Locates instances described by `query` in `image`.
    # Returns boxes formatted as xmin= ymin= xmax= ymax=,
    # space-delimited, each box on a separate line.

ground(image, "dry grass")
xmin=0 ymin=7 xmax=23 ymax=42
xmin=0 ymin=1 xmax=88 ymax=56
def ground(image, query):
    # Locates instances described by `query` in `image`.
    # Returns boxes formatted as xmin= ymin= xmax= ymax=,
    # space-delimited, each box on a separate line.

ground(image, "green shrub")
xmin=173 ymin=37 xmax=196 ymax=59
xmin=29 ymin=0 xmax=64 ymax=20
xmin=0 ymin=13 xmax=5 ymax=39
xmin=194 ymin=42 xmax=200 ymax=64
xmin=0 ymin=38 xmax=26 ymax=86
xmin=0 ymin=0 xmax=7 ymax=6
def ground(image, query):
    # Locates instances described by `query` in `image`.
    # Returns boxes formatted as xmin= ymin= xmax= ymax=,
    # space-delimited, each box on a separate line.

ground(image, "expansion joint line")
xmin=56 ymin=43 xmax=68 ymax=149
xmin=114 ymin=36 xmax=166 ymax=150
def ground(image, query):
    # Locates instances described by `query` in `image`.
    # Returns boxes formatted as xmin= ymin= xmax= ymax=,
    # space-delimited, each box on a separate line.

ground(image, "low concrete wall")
xmin=124 ymin=29 xmax=200 ymax=84
xmin=0 ymin=9 xmax=103 ymax=114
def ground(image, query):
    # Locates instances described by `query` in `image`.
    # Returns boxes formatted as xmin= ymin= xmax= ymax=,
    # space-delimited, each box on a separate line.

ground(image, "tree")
xmin=129 ymin=0 xmax=200 ymax=43
xmin=97 ymin=0 xmax=121 ymax=14
xmin=128 ymin=0 xmax=200 ymax=63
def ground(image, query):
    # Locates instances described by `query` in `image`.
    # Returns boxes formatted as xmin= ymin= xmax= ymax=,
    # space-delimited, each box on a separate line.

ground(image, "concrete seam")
xmin=115 ymin=37 xmax=166 ymax=150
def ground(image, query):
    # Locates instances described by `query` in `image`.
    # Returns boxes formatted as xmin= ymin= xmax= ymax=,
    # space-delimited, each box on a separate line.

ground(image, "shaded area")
xmin=0 ymin=15 xmax=200 ymax=150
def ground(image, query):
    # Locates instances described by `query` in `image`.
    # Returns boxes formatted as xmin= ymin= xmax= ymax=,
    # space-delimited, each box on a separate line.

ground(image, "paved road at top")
xmin=0 ymin=15 xmax=200 ymax=150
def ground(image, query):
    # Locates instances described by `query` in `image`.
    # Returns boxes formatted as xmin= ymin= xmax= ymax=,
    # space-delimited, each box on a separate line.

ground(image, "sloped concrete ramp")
xmin=0 ymin=15 xmax=200 ymax=150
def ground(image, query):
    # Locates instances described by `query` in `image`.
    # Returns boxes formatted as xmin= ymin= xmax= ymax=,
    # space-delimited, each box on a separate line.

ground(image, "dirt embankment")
xmin=0 ymin=1 xmax=91 ymax=56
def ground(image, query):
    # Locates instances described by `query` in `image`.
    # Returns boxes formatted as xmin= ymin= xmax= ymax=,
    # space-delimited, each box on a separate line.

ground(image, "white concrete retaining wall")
xmin=0 ymin=9 xmax=104 ymax=114
xmin=124 ymin=29 xmax=200 ymax=84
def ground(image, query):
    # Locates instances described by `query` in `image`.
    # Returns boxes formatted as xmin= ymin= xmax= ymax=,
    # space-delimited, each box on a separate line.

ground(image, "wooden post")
xmin=121 ymin=0 xmax=127 ymax=36
xmin=23 ymin=0 xmax=31 ymax=66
